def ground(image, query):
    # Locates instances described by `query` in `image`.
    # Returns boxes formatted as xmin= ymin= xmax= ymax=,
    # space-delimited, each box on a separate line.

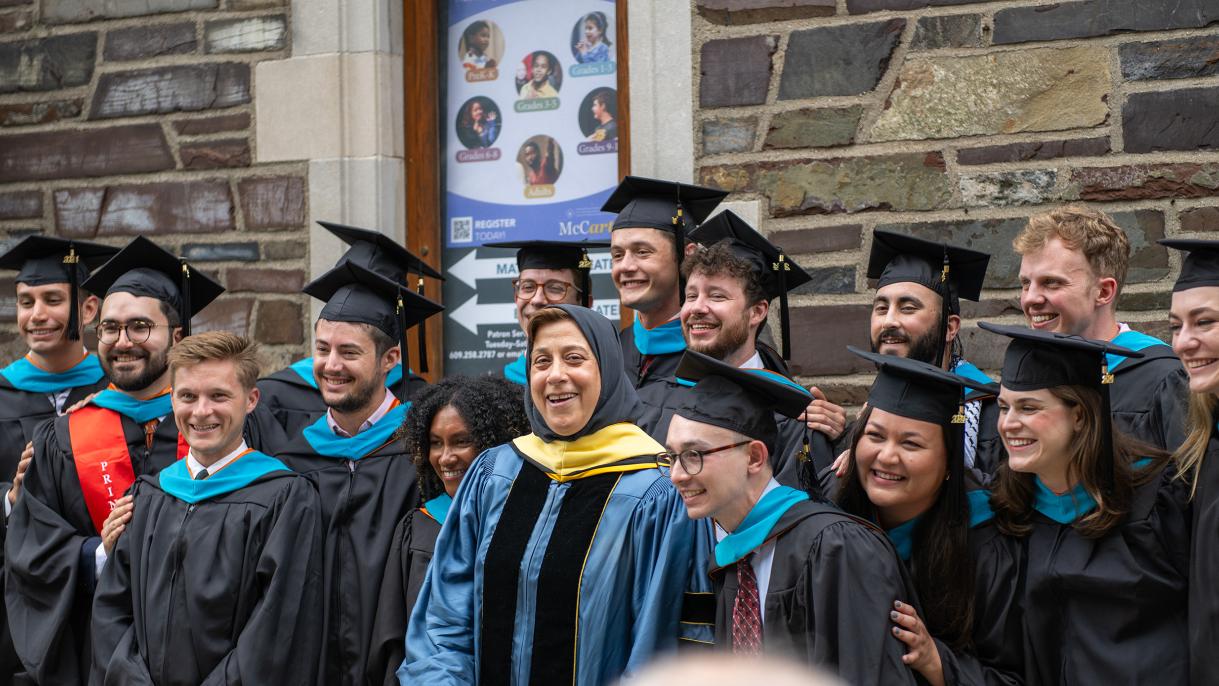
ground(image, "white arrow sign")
xmin=449 ymin=294 xmax=518 ymax=336
xmin=449 ymin=249 xmax=613 ymax=289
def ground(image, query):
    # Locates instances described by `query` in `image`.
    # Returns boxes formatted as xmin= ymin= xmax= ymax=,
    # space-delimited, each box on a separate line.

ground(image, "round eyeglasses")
xmin=512 ymin=278 xmax=583 ymax=303
xmin=96 ymin=320 xmax=159 ymax=345
xmin=656 ymin=440 xmax=752 ymax=476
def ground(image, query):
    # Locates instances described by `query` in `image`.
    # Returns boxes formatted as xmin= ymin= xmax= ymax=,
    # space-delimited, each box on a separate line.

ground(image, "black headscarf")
xmin=523 ymin=304 xmax=642 ymax=442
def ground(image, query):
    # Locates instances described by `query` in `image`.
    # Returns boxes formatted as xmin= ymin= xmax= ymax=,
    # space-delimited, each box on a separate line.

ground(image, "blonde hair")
xmin=1175 ymin=392 xmax=1217 ymax=499
xmin=1014 ymin=205 xmax=1131 ymax=291
xmin=168 ymin=331 xmax=262 ymax=391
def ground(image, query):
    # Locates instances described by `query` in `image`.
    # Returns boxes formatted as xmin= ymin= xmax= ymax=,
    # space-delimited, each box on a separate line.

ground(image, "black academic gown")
xmin=618 ymin=325 xmax=681 ymax=391
xmin=367 ymin=508 xmax=441 ymax=686
xmin=1109 ymin=345 xmax=1188 ymax=452
xmin=1020 ymin=467 xmax=1190 ymax=685
xmin=256 ymin=367 xmax=429 ymax=436
xmin=275 ymin=432 xmax=419 ymax=685
xmin=1189 ymin=433 xmax=1219 ymax=686
xmin=711 ymin=500 xmax=920 ymax=685
xmin=4 ymin=407 xmax=285 ymax=686
xmin=89 ymin=470 xmax=325 ymax=686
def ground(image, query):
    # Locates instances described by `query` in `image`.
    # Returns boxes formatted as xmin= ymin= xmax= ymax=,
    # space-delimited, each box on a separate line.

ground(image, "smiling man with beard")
xmin=271 ymin=258 xmax=442 ymax=685
xmin=2 ymin=236 xmax=244 ymax=686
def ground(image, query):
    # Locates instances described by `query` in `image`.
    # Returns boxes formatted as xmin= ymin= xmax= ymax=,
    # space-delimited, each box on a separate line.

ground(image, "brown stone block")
xmin=0 ymin=124 xmax=173 ymax=183
xmin=787 ymin=303 xmax=873 ymax=375
xmin=262 ymin=239 xmax=306 ymax=260
xmin=768 ymin=224 xmax=862 ymax=254
xmin=179 ymin=138 xmax=251 ymax=169
xmin=226 ymin=267 xmax=305 ymax=293
xmin=1118 ymin=291 xmax=1171 ymax=312
xmin=254 ymin=299 xmax=303 ymax=344
xmin=956 ymin=137 xmax=1110 ymax=166
xmin=697 ymin=0 xmax=835 ymax=24
xmin=173 ymin=112 xmax=250 ymax=135
xmin=814 ymin=382 xmax=870 ymax=408
xmin=0 ymin=99 xmax=84 ymax=127
xmin=238 ymin=176 xmax=306 ymax=230
xmin=104 ymin=22 xmax=197 ymax=62
xmin=0 ymin=9 xmax=33 ymax=32
xmin=193 ymin=296 xmax=252 ymax=336
xmin=699 ymin=35 xmax=777 ymax=108
xmin=1129 ymin=319 xmax=1172 ymax=343
xmin=1179 ymin=206 xmax=1219 ymax=233
xmin=959 ymin=298 xmax=1022 ymax=319
xmin=228 ymin=0 xmax=284 ymax=9
xmin=90 ymin=63 xmax=250 ymax=120
xmin=54 ymin=180 xmax=234 ymax=237
xmin=0 ymin=191 xmax=41 ymax=219
xmin=763 ymin=106 xmax=862 ymax=150
xmin=1071 ymin=163 xmax=1219 ymax=202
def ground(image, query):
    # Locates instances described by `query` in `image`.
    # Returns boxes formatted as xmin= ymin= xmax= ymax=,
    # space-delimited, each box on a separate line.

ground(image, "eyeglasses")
xmin=656 ymin=440 xmax=752 ymax=477
xmin=96 ymin=320 xmax=159 ymax=345
xmin=512 ymin=279 xmax=583 ymax=302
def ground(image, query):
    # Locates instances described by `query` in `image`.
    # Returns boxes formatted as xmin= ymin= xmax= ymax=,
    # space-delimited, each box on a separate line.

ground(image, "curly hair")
xmin=399 ymin=375 xmax=529 ymax=501
xmin=681 ymin=239 xmax=769 ymax=305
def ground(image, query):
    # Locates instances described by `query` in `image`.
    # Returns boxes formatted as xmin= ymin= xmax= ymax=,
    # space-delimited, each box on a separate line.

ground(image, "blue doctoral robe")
xmin=401 ymin=442 xmax=714 ymax=685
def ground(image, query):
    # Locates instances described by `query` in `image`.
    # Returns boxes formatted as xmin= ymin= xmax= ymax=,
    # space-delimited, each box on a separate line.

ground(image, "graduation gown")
xmin=710 ymin=498 xmax=919 ymax=685
xmin=1020 ymin=465 xmax=1190 ymax=685
xmin=89 ymin=456 xmax=325 ymax=686
xmin=402 ymin=436 xmax=715 ymax=685
xmin=1188 ymin=432 xmax=1219 ymax=686
xmin=368 ymin=504 xmax=443 ymax=686
xmin=274 ymin=403 xmax=419 ymax=686
xmin=256 ymin=359 xmax=428 ymax=435
xmin=4 ymin=400 xmax=285 ymax=686
xmin=619 ymin=317 xmax=684 ymax=391
xmin=1106 ymin=331 xmax=1188 ymax=451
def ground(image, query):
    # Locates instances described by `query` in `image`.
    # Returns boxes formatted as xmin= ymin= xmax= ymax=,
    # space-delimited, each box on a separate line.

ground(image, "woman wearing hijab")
xmin=981 ymin=322 xmax=1189 ymax=685
xmin=1161 ymin=238 xmax=1219 ymax=684
xmin=400 ymin=305 xmax=713 ymax=685
xmin=836 ymin=349 xmax=1023 ymax=685
xmin=368 ymin=376 xmax=529 ymax=685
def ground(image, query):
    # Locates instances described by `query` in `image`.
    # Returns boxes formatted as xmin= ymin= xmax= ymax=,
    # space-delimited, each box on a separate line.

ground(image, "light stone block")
xmin=629 ymin=0 xmax=695 ymax=182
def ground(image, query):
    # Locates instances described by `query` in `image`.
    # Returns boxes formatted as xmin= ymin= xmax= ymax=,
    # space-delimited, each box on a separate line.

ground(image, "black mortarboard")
xmin=81 ymin=236 xmax=224 ymax=337
xmin=304 ymin=259 xmax=444 ymax=362
xmin=601 ymin=176 xmax=728 ymax=301
xmin=672 ymin=349 xmax=811 ymax=456
xmin=979 ymin=321 xmax=1143 ymax=470
xmin=849 ymin=346 xmax=998 ymax=427
xmin=868 ymin=230 xmax=990 ymax=368
xmin=1159 ymin=239 xmax=1219 ymax=292
xmin=320 ymin=221 xmax=444 ymax=371
xmin=688 ymin=210 xmax=813 ymax=360
xmin=0 ymin=236 xmax=120 ymax=341
xmin=483 ymin=239 xmax=610 ymax=308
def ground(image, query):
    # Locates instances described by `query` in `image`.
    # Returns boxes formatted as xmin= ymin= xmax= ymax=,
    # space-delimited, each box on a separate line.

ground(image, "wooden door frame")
xmin=404 ymin=0 xmax=633 ymax=379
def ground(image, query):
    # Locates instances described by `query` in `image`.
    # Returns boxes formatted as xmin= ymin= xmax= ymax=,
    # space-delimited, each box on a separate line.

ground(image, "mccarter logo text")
xmin=559 ymin=220 xmax=612 ymax=236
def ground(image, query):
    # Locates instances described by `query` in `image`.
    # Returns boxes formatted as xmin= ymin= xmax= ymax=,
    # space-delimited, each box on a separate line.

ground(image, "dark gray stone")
xmin=700 ymin=35 xmax=777 ymax=108
xmin=104 ymin=22 xmax=197 ymax=61
xmin=0 ymin=190 xmax=40 ymax=219
xmin=1123 ymin=86 xmax=1219 ymax=153
xmin=1118 ymin=291 xmax=1171 ymax=311
xmin=703 ymin=118 xmax=756 ymax=155
xmin=697 ymin=0 xmax=836 ymax=24
xmin=0 ymin=8 xmax=33 ymax=33
xmin=876 ymin=209 xmax=1167 ymax=288
xmin=1121 ymin=34 xmax=1219 ymax=81
xmin=43 ymin=0 xmax=216 ymax=24
xmin=1180 ymin=206 xmax=1219 ymax=233
xmin=847 ymin=0 xmax=995 ymax=12
xmin=910 ymin=14 xmax=983 ymax=49
xmin=778 ymin=19 xmax=904 ymax=100
xmin=994 ymin=0 xmax=1219 ymax=45
xmin=956 ymin=137 xmax=1110 ymax=165
xmin=262 ymin=239 xmax=305 ymax=260
xmin=793 ymin=265 xmax=855 ymax=295
xmin=181 ymin=242 xmax=260 ymax=262
xmin=90 ymin=63 xmax=250 ymax=119
xmin=768 ymin=224 xmax=862 ymax=254
xmin=0 ymin=33 xmax=97 ymax=94
xmin=788 ymin=304 xmax=873 ymax=375
xmin=764 ymin=106 xmax=862 ymax=149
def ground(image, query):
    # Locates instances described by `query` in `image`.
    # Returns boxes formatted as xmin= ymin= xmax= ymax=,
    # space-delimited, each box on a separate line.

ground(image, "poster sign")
xmin=440 ymin=0 xmax=621 ymax=377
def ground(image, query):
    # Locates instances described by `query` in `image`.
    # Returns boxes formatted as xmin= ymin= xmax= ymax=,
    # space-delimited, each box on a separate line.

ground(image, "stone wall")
xmin=693 ymin=0 xmax=1219 ymax=405
xmin=0 ymin=0 xmax=309 ymax=369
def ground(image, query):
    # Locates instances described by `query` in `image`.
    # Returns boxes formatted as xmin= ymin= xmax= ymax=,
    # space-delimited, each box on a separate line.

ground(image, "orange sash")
xmin=68 ymin=406 xmax=189 ymax=533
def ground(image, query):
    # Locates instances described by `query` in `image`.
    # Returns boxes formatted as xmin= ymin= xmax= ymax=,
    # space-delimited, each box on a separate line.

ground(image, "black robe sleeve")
xmin=1190 ymin=435 xmax=1219 ymax=686
xmin=368 ymin=509 xmax=441 ymax=685
xmin=88 ymin=482 xmax=149 ymax=686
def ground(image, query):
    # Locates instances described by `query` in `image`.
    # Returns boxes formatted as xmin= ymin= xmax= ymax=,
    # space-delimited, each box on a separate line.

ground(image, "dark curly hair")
xmin=681 ymin=239 xmax=769 ymax=306
xmin=399 ymin=375 xmax=529 ymax=501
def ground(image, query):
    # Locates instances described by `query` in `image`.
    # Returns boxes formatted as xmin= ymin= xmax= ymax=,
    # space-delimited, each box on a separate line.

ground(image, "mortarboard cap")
xmin=81 ymin=236 xmax=224 ymax=337
xmin=688 ymin=210 xmax=812 ymax=360
xmin=601 ymin=176 xmax=728 ymax=234
xmin=672 ymin=349 xmax=811 ymax=456
xmin=483 ymin=239 xmax=610 ymax=308
xmin=0 ymin=236 xmax=120 ymax=341
xmin=849 ymin=346 xmax=998 ymax=426
xmin=1159 ymin=239 xmax=1219 ymax=292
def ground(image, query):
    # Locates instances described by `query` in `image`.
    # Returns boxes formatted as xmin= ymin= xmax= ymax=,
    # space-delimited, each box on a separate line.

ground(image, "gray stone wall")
xmin=0 ymin=0 xmax=309 ymax=368
xmin=693 ymin=0 xmax=1219 ymax=404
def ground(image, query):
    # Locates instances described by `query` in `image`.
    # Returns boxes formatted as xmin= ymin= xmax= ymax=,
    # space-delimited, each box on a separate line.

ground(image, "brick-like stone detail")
xmin=204 ymin=15 xmax=287 ymax=54
xmin=103 ymin=22 xmax=197 ymax=61
xmin=763 ymin=106 xmax=862 ymax=149
xmin=0 ymin=33 xmax=97 ymax=93
xmin=993 ymin=0 xmax=1219 ymax=45
xmin=768 ymin=224 xmax=863 ymax=254
xmin=959 ymin=169 xmax=1059 ymax=207
xmin=0 ymin=9 xmax=34 ymax=33
xmin=179 ymin=138 xmax=251 ymax=169
xmin=0 ymin=191 xmax=41 ymax=219
xmin=1180 ymin=207 xmax=1219 ymax=233
xmin=54 ymin=180 xmax=235 ymax=237
xmin=699 ymin=36 xmax=777 ymax=108
xmin=1071 ymin=164 xmax=1219 ymax=202
xmin=788 ymin=304 xmax=873 ymax=375
xmin=778 ymin=20 xmax=904 ymax=100
xmin=793 ymin=265 xmax=855 ymax=295
xmin=0 ymin=99 xmax=84 ymax=127
xmin=181 ymin=241 xmax=260 ymax=261
xmin=238 ymin=176 xmax=306 ymax=230
xmin=697 ymin=0 xmax=835 ymax=24
xmin=90 ymin=63 xmax=250 ymax=119
xmin=956 ymin=138 xmax=1110 ymax=166
xmin=226 ymin=267 xmax=305 ymax=292
xmin=910 ymin=14 xmax=982 ymax=50
xmin=43 ymin=0 xmax=217 ymax=25
xmin=848 ymin=0 xmax=1001 ymax=13
xmin=263 ymin=239 xmax=306 ymax=260
xmin=254 ymin=299 xmax=302 ymax=344
xmin=193 ymin=296 xmax=253 ymax=337
xmin=702 ymin=118 xmax=757 ymax=155
xmin=1121 ymin=34 xmax=1219 ymax=82
xmin=1123 ymin=87 xmax=1219 ymax=154
xmin=0 ymin=124 xmax=174 ymax=182
xmin=173 ymin=112 xmax=250 ymax=135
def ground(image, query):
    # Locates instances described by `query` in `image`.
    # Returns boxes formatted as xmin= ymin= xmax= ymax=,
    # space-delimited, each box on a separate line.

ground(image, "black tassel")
xmin=935 ymin=247 xmax=950 ymax=369
xmin=180 ymin=262 xmax=191 ymax=337
xmin=776 ymin=253 xmax=791 ymax=361
xmin=64 ymin=244 xmax=81 ymax=341
xmin=579 ymin=249 xmax=594 ymax=308
xmin=415 ymin=278 xmax=428 ymax=374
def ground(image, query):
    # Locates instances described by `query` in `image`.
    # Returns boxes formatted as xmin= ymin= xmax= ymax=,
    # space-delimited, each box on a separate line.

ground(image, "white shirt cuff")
xmin=94 ymin=541 xmax=107 ymax=577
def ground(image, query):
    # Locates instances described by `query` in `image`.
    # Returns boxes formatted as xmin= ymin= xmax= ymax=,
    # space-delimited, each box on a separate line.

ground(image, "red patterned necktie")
xmin=732 ymin=553 xmax=762 ymax=654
